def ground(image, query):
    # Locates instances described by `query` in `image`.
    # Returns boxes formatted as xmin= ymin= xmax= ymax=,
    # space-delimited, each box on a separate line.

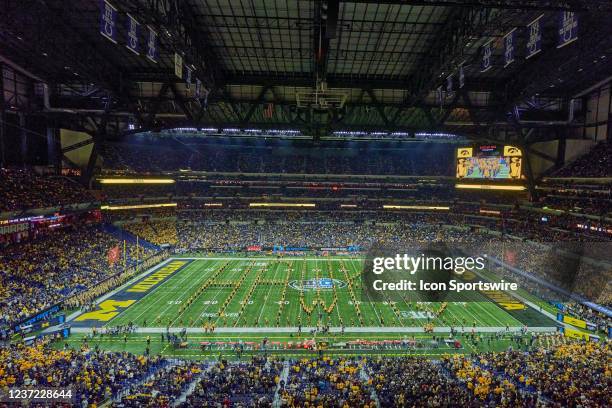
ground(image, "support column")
xmin=523 ymin=144 xmax=538 ymax=201
xmin=46 ymin=126 xmax=60 ymax=172
xmin=0 ymin=62 xmax=5 ymax=167
xmin=19 ymin=113 xmax=27 ymax=166
xmin=82 ymin=98 xmax=111 ymax=186
xmin=556 ymin=131 xmax=566 ymax=169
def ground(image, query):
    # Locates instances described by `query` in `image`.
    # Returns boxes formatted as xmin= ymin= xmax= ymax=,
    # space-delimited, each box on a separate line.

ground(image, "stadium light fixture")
xmin=249 ymin=203 xmax=316 ymax=208
xmin=98 ymin=178 xmax=176 ymax=184
xmin=383 ymin=205 xmax=450 ymax=210
xmin=479 ymin=209 xmax=501 ymax=215
xmin=100 ymin=203 xmax=177 ymax=210
xmin=340 ymin=204 xmax=358 ymax=208
xmin=455 ymin=184 xmax=526 ymax=191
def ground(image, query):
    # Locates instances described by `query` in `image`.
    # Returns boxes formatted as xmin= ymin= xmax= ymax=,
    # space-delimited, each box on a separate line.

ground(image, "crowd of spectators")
xmin=3 ymin=340 xmax=605 ymax=407
xmin=174 ymin=219 xmax=478 ymax=251
xmin=130 ymin=207 xmax=608 ymax=252
xmin=281 ymin=357 xmax=374 ymax=407
xmin=100 ymin=184 xmax=176 ymax=200
xmin=443 ymin=341 xmax=611 ymax=407
xmin=540 ymin=195 xmax=612 ymax=217
xmin=0 ymin=168 xmax=95 ymax=212
xmin=554 ymin=140 xmax=612 ymax=178
xmin=0 ymin=340 xmax=166 ymax=407
xmin=369 ymin=356 xmax=528 ymax=407
xmin=181 ymin=356 xmax=282 ymax=407
xmin=482 ymin=240 xmax=612 ymax=307
xmin=104 ymin=208 xmax=177 ymax=223
xmin=115 ymin=362 xmax=202 ymax=407
xmin=123 ymin=220 xmax=178 ymax=246
xmin=0 ymin=225 xmax=152 ymax=330
xmin=102 ymin=142 xmax=455 ymax=176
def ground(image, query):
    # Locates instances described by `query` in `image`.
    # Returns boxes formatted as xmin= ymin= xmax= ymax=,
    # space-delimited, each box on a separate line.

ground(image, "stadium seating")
xmin=102 ymin=142 xmax=455 ymax=176
xmin=122 ymin=220 xmax=178 ymax=246
xmin=0 ymin=225 xmax=153 ymax=329
xmin=115 ymin=362 xmax=202 ymax=407
xmin=182 ymin=357 xmax=282 ymax=407
xmin=0 ymin=168 xmax=95 ymax=212
xmin=1 ymin=340 xmax=609 ymax=407
xmin=0 ymin=341 xmax=167 ymax=407
xmin=553 ymin=140 xmax=612 ymax=177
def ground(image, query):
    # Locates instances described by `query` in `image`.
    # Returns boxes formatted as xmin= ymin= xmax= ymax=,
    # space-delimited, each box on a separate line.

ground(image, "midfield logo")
xmin=289 ymin=278 xmax=347 ymax=291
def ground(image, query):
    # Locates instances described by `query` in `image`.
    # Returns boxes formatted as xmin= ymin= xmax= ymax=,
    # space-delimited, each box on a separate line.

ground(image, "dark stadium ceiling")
xmin=1 ymin=0 xmax=612 ymax=141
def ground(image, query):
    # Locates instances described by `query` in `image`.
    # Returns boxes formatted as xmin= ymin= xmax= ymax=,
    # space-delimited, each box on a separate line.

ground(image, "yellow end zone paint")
xmin=462 ymin=270 xmax=526 ymax=311
xmin=72 ymin=260 xmax=191 ymax=324
xmin=75 ymin=299 xmax=136 ymax=322
xmin=127 ymin=261 xmax=187 ymax=293
xmin=480 ymin=290 xmax=526 ymax=311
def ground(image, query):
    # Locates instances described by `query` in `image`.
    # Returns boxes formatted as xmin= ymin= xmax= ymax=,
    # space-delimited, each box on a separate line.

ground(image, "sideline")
xmin=172 ymin=256 xmax=366 ymax=261
xmin=69 ymin=325 xmax=558 ymax=334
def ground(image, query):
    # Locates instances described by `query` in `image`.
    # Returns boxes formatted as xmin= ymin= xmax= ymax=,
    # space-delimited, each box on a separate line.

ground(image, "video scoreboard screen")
xmin=456 ymin=145 xmax=522 ymax=180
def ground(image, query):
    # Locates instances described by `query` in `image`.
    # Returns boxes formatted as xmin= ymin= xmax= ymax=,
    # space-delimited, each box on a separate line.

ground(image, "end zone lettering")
xmin=481 ymin=290 xmax=526 ymax=311
xmin=75 ymin=299 xmax=136 ymax=322
xmin=127 ymin=261 xmax=187 ymax=292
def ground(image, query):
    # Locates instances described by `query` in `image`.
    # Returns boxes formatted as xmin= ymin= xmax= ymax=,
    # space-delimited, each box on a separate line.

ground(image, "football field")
xmin=73 ymin=257 xmax=556 ymax=331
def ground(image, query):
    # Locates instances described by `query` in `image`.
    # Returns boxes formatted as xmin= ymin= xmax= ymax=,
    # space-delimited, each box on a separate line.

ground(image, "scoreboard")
xmin=456 ymin=145 xmax=522 ymax=180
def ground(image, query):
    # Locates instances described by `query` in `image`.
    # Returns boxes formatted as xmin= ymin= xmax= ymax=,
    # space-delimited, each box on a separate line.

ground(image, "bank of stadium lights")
xmin=158 ymin=127 xmax=303 ymax=137
xmin=333 ymin=131 xmax=368 ymax=136
xmin=455 ymin=184 xmax=526 ymax=191
xmin=165 ymin=127 xmax=218 ymax=133
xmin=98 ymin=178 xmax=175 ymax=184
xmin=269 ymin=129 xmax=301 ymax=134
xmin=101 ymin=203 xmax=177 ymax=210
xmin=415 ymin=132 xmax=459 ymax=139
xmin=331 ymin=131 xmax=461 ymax=139
xmin=249 ymin=203 xmax=316 ymax=208
xmin=383 ymin=205 xmax=450 ymax=210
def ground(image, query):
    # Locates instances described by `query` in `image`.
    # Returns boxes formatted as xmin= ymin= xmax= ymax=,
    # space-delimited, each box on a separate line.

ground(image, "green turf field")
xmin=93 ymin=257 xmax=553 ymax=330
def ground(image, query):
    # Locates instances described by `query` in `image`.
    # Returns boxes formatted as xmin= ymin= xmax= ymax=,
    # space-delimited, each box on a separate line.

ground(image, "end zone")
xmin=71 ymin=259 xmax=191 ymax=327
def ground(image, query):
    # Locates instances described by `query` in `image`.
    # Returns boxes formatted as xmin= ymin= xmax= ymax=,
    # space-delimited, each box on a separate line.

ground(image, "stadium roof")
xmin=1 ymin=0 xmax=611 ymax=141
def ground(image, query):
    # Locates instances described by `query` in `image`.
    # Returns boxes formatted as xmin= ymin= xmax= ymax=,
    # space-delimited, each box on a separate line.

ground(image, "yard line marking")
xmin=347 ymin=258 xmax=384 ymax=326
xmin=254 ymin=260 xmax=283 ymax=327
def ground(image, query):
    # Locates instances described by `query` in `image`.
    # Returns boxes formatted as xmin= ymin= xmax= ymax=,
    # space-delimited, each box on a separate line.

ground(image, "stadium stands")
xmin=182 ymin=357 xmax=282 ymax=407
xmin=553 ymin=140 xmax=612 ymax=178
xmin=123 ymin=220 xmax=178 ymax=246
xmin=101 ymin=142 xmax=456 ymax=176
xmin=0 ymin=225 xmax=152 ymax=329
xmin=116 ymin=362 xmax=202 ymax=407
xmin=1 ymin=339 xmax=609 ymax=407
xmin=0 ymin=168 xmax=95 ymax=212
xmin=0 ymin=341 xmax=167 ymax=407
